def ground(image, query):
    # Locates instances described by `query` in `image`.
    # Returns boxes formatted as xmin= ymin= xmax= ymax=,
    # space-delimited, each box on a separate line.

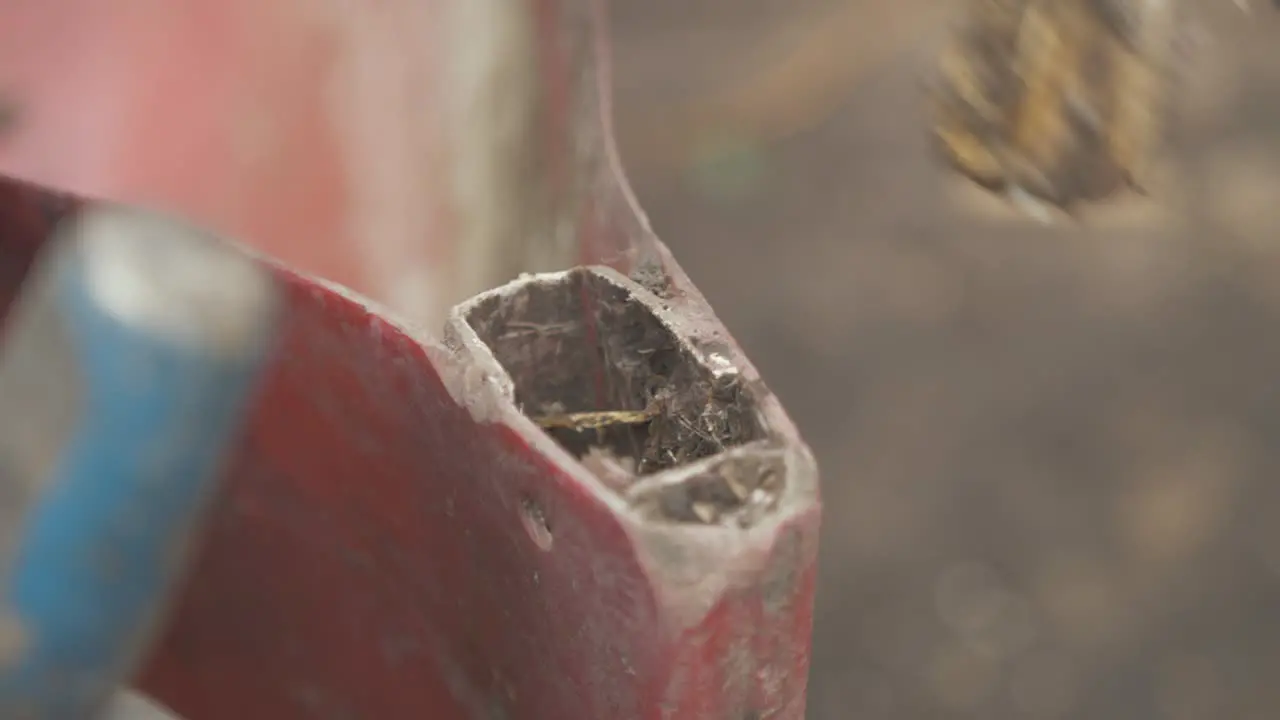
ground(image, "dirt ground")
xmin=609 ymin=1 xmax=1280 ymax=718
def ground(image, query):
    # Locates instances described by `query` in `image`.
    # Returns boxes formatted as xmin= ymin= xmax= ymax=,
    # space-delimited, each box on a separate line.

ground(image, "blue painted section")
xmin=0 ymin=245 xmax=278 ymax=718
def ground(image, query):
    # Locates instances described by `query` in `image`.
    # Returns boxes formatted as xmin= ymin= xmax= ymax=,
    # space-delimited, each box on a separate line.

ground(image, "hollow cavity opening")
xmin=464 ymin=268 xmax=766 ymax=476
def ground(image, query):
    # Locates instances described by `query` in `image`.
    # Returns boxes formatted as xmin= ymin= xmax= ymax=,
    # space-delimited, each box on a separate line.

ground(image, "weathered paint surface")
xmin=0 ymin=189 xmax=820 ymax=719
xmin=106 ymin=249 xmax=816 ymax=719
xmin=0 ymin=0 xmax=821 ymax=716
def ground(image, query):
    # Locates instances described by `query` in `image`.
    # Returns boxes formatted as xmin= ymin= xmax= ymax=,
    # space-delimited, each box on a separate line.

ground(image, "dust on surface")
xmin=464 ymin=268 xmax=765 ymax=481
xmin=627 ymin=450 xmax=787 ymax=527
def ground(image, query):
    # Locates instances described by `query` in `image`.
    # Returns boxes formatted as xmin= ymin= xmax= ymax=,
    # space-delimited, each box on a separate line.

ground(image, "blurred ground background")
xmin=609 ymin=1 xmax=1280 ymax=718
